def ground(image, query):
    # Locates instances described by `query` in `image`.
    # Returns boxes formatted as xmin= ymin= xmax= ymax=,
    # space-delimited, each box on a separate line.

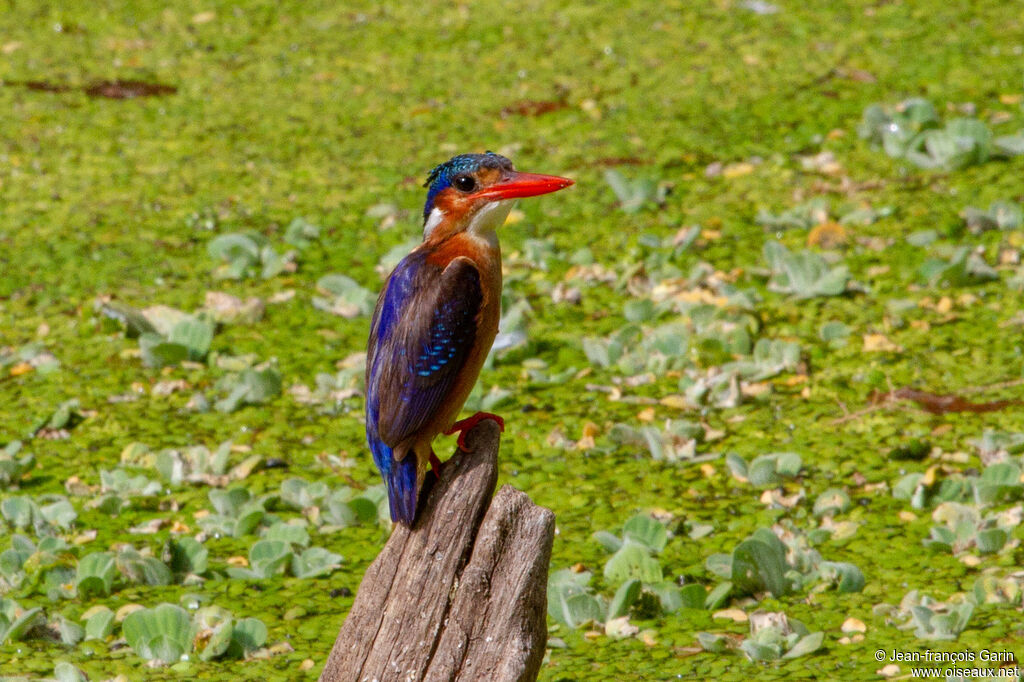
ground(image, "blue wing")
xmin=365 ymin=251 xmax=482 ymax=523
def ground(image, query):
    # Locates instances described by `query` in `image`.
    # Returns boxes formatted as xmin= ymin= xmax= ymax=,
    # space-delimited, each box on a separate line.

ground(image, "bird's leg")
xmin=445 ymin=412 xmax=505 ymax=453
xmin=429 ymin=449 xmax=443 ymax=477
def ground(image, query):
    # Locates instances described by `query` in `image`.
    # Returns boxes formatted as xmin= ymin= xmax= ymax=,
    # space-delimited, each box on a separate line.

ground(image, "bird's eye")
xmin=453 ymin=175 xmax=477 ymax=192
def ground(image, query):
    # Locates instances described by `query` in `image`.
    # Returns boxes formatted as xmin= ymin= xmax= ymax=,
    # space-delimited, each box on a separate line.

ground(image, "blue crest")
xmin=422 ymin=151 xmax=513 ymax=222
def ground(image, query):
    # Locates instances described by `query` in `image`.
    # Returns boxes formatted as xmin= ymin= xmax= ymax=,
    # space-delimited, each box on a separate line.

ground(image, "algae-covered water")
xmin=3 ymin=1 xmax=1024 ymax=680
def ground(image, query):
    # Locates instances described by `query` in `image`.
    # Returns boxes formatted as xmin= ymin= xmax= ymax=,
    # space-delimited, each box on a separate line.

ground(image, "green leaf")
xmin=563 ymin=593 xmax=606 ymax=628
xmin=58 ymin=616 xmax=84 ymax=646
xmin=705 ymin=553 xmax=732 ymax=580
xmin=547 ymin=569 xmax=605 ymax=628
xmin=82 ymin=607 xmax=115 ymax=641
xmin=192 ymin=606 xmax=234 ymax=661
xmin=248 ymin=540 xmax=292 ymax=579
xmin=819 ymin=561 xmax=865 ymax=593
xmin=607 ymin=579 xmax=641 ymax=619
xmin=623 ymin=299 xmax=655 ymax=323
xmin=704 ymin=581 xmax=732 ymax=610
xmin=208 ymin=233 xmax=261 ymax=262
xmin=284 ymin=217 xmax=321 ymax=249
xmin=976 ymin=528 xmax=1008 ymax=554
xmin=53 ymin=661 xmax=88 ymax=682
xmin=604 ymin=169 xmax=659 ymax=213
xmin=347 ymin=496 xmax=380 ymax=524
xmin=122 ymin=604 xmax=191 ymax=664
xmin=725 ymin=453 xmax=748 ymax=481
xmin=313 ymin=274 xmax=376 ymax=317
xmin=747 ymin=455 xmax=781 ymax=487
xmin=231 ymin=617 xmax=268 ymax=654
xmin=592 ymin=530 xmax=623 ymax=553
xmin=117 ymin=549 xmax=172 ymax=586
xmin=197 ymin=622 xmax=234 ymax=661
xmin=38 ymin=498 xmax=76 ymax=528
xmin=1 ymin=496 xmax=38 ymax=528
xmin=581 ymin=337 xmax=612 ymax=367
xmin=99 ymin=302 xmax=158 ymax=337
xmin=622 ymin=514 xmax=668 ymax=553
xmin=208 ymin=233 xmax=264 ymax=279
xmin=209 ymin=487 xmax=251 ymax=516
xmin=138 ymin=333 xmax=189 ymax=368
xmin=0 ymin=448 xmax=35 ymax=486
xmin=215 ymin=368 xmax=282 ymax=413
xmin=259 ymin=245 xmax=289 ymax=279
xmin=291 ymin=547 xmax=343 ymax=578
xmin=603 ymin=542 xmax=663 ymax=584
xmin=774 ymin=452 xmax=802 ymax=477
xmin=783 ymin=631 xmax=824 ymax=659
xmin=678 ymin=583 xmax=706 ymax=609
xmin=813 ymin=489 xmax=851 ymax=517
xmin=696 ymin=631 xmax=729 ymax=653
xmin=818 ymin=321 xmax=850 ymax=343
xmin=233 ymin=508 xmax=266 ymax=538
xmin=763 ymin=241 xmax=849 ymax=298
xmin=100 ymin=469 xmax=161 ymax=496
xmin=731 ymin=537 xmax=787 ymax=597
xmin=646 ymin=582 xmax=682 ymax=613
xmin=167 ymin=316 xmax=214 ymax=361
xmin=906 ymin=229 xmax=939 ymax=246
xmin=76 ymin=552 xmax=116 ymax=597
xmin=166 ymin=537 xmax=209 ymax=576
xmin=994 ymin=133 xmax=1024 ymax=156
xmin=0 ymin=604 xmax=43 ymax=643
xmin=264 ymin=522 xmax=311 ymax=548
xmin=741 ymin=637 xmax=782 ymax=662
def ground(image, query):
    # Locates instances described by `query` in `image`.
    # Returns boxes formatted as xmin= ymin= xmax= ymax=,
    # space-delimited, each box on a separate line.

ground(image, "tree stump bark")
xmin=319 ymin=420 xmax=555 ymax=682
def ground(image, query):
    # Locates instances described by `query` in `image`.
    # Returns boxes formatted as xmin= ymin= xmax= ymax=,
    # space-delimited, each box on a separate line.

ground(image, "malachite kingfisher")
xmin=365 ymin=152 xmax=574 ymax=524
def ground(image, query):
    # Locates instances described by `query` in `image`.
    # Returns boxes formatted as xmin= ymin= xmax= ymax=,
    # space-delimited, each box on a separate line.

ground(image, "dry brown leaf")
xmin=841 ymin=617 xmax=867 ymax=634
xmin=659 ymin=393 xmax=692 ymax=409
xmin=862 ymin=333 xmax=901 ymax=352
xmin=807 ymin=221 xmax=848 ymax=248
xmin=116 ymin=604 xmax=145 ymax=622
xmin=713 ymin=608 xmax=748 ymax=622
xmin=722 ymin=162 xmax=755 ymax=179
xmin=9 ymin=362 xmax=32 ymax=376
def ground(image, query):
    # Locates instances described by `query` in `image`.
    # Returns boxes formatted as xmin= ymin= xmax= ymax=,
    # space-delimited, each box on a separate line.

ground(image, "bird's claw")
xmin=445 ymin=412 xmax=505 ymax=452
xmin=429 ymin=451 xmax=443 ymax=477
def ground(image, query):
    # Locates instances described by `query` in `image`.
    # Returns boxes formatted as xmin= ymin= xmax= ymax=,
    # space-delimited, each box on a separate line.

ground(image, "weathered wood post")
xmin=319 ymin=420 xmax=555 ymax=682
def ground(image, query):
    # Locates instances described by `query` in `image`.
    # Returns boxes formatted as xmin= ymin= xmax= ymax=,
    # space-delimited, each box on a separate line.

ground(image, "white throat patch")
xmin=422 ymin=207 xmax=445 ymax=239
xmin=421 ymin=200 xmax=513 ymax=249
xmin=467 ymin=200 xmax=514 ymax=248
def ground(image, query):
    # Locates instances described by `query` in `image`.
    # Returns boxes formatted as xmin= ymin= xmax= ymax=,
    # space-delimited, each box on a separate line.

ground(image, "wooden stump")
xmin=319 ymin=420 xmax=555 ymax=682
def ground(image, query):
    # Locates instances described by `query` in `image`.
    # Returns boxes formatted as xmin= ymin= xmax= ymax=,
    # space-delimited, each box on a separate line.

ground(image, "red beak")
xmin=472 ymin=171 xmax=574 ymax=200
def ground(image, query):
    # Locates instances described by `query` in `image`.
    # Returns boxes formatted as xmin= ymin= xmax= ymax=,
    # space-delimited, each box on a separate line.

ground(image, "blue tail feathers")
xmin=385 ymin=454 xmax=418 ymax=524
xmin=368 ymin=432 xmax=418 ymax=524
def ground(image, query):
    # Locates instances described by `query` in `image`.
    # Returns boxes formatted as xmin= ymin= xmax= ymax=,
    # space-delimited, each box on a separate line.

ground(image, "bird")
xmin=365 ymin=151 xmax=573 ymax=524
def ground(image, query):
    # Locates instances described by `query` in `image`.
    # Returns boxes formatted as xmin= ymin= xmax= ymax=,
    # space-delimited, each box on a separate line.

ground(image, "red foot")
xmin=444 ymin=412 xmax=505 ymax=452
xmin=429 ymin=450 xmax=443 ymax=477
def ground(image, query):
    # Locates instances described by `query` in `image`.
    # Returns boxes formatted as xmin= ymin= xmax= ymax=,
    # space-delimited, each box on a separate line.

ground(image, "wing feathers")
xmin=367 ymin=254 xmax=482 ymax=452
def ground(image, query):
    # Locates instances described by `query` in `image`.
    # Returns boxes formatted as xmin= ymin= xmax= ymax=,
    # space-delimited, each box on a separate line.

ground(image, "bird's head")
xmin=421 ymin=151 xmax=573 ymax=242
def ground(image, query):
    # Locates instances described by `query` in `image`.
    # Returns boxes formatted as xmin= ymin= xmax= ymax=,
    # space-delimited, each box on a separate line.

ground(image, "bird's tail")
xmin=385 ymin=454 xmax=418 ymax=524
xmin=369 ymin=434 xmax=419 ymax=524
